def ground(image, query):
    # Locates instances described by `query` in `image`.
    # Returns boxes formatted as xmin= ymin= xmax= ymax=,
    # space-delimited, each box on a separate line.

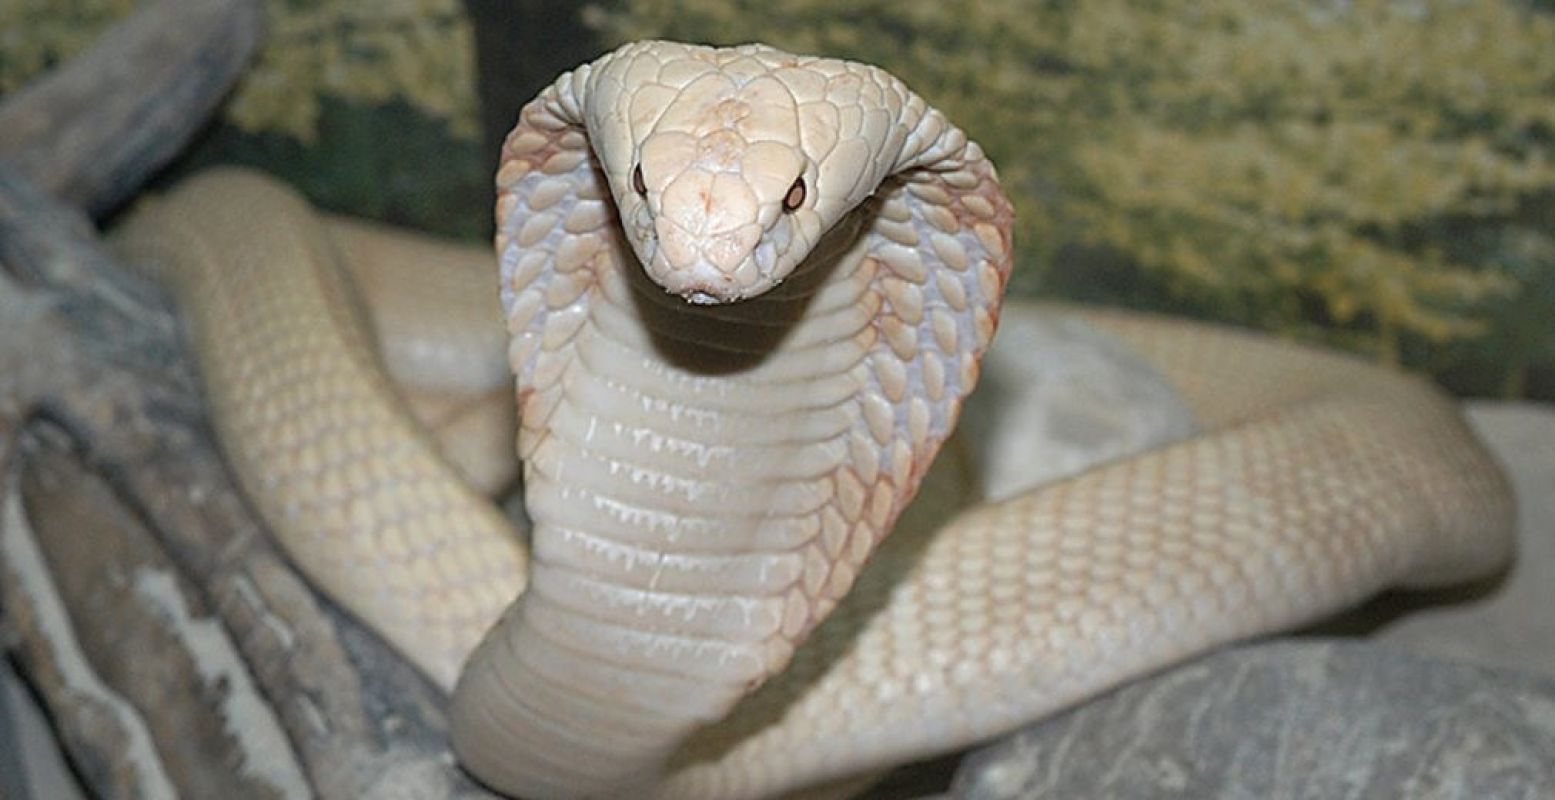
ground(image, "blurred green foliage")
xmin=2 ymin=0 xmax=480 ymax=140
xmin=5 ymin=0 xmax=1552 ymax=399
xmin=1 ymin=0 xmax=488 ymax=235
xmin=0 ymin=0 xmax=136 ymax=89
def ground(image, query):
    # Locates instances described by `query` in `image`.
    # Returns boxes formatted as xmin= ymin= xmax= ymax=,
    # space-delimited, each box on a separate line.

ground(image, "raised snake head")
xmin=584 ymin=42 xmax=905 ymax=304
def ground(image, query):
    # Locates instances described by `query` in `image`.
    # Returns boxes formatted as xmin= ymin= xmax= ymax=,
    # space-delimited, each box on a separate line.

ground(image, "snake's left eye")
xmin=782 ymin=177 xmax=806 ymax=212
xmin=632 ymin=164 xmax=647 ymax=196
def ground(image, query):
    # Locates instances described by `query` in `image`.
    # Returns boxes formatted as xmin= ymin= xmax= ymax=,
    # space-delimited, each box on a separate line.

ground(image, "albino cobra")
xmin=114 ymin=41 xmax=1515 ymax=799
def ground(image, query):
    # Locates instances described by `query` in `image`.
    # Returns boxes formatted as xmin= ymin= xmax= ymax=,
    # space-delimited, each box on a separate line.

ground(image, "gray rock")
xmin=960 ymin=303 xmax=1198 ymax=500
xmin=951 ymin=640 xmax=1555 ymax=800
xmin=1359 ymin=403 xmax=1555 ymax=680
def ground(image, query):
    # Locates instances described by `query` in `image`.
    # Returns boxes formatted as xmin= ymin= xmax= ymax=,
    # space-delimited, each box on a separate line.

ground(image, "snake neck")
xmin=524 ymin=203 xmax=876 ymax=660
xmin=457 ymin=206 xmax=883 ymax=793
xmin=456 ymin=44 xmax=1016 ymax=793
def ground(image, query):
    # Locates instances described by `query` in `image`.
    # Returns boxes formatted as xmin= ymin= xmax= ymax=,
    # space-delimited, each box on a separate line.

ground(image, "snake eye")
xmin=782 ymin=177 xmax=806 ymax=212
xmin=632 ymin=164 xmax=647 ymax=197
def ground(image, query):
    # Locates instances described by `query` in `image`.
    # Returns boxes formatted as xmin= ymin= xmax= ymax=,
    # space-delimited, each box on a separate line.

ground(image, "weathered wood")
xmin=3 ymin=428 xmax=307 ymax=799
xmin=0 ymin=0 xmax=263 ymax=216
xmin=0 ymin=1 xmax=502 ymax=793
xmin=0 ymin=164 xmax=494 ymax=798
xmin=0 ymin=651 xmax=29 ymax=800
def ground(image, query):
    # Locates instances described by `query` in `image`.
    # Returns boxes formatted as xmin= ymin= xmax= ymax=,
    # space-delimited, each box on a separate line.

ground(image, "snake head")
xmin=591 ymin=44 xmax=890 ymax=305
xmin=626 ymin=128 xmax=807 ymax=305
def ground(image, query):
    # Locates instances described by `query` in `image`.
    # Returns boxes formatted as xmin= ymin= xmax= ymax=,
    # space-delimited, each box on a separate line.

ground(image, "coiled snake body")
xmin=116 ymin=41 xmax=1515 ymax=799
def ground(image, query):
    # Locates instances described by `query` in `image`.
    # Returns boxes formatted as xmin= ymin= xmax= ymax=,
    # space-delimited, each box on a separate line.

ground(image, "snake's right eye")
xmin=632 ymin=164 xmax=647 ymax=196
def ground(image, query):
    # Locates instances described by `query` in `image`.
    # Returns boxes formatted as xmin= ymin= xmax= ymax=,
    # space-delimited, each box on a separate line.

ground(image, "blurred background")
xmin=5 ymin=0 xmax=1551 ymax=401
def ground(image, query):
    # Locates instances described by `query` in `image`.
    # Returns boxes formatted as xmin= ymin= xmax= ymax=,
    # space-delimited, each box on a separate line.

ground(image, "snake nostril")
xmin=632 ymin=164 xmax=647 ymax=196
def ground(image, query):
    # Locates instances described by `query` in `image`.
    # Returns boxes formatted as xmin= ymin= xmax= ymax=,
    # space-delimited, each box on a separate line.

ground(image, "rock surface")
xmin=951 ymin=639 xmax=1555 ymax=800
xmin=1359 ymin=403 xmax=1555 ymax=679
xmin=959 ymin=303 xmax=1199 ymax=500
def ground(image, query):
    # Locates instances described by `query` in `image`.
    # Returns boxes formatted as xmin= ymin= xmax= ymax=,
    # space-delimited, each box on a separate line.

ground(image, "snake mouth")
xmin=644 ymin=245 xmax=783 ymax=305
xmin=655 ymin=269 xmax=777 ymax=305
xmin=686 ymin=290 xmax=728 ymax=305
xmin=656 ymin=267 xmax=777 ymax=305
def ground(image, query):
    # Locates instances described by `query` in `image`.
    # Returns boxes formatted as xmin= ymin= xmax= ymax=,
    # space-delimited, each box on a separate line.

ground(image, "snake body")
xmin=116 ymin=41 xmax=1515 ymax=799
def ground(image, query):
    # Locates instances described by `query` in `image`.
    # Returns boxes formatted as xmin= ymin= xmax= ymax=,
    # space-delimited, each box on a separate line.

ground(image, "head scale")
xmin=584 ymin=42 xmax=895 ymax=304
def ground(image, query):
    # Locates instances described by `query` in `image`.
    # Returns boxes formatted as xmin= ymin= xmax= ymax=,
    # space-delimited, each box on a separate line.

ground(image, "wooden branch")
xmin=0 ymin=2 xmax=499 ymax=793
xmin=3 ymin=427 xmax=308 ymax=799
xmin=0 ymin=166 xmax=490 ymax=799
xmin=0 ymin=0 xmax=263 ymax=217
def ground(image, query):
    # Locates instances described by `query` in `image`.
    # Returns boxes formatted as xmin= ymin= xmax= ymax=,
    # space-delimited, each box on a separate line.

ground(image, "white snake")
xmin=114 ymin=41 xmax=1516 ymax=799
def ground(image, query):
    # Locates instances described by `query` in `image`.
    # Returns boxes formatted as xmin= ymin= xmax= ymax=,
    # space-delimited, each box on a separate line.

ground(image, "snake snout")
xmin=627 ymin=123 xmax=812 ymax=304
xmin=648 ymin=215 xmax=769 ymax=303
